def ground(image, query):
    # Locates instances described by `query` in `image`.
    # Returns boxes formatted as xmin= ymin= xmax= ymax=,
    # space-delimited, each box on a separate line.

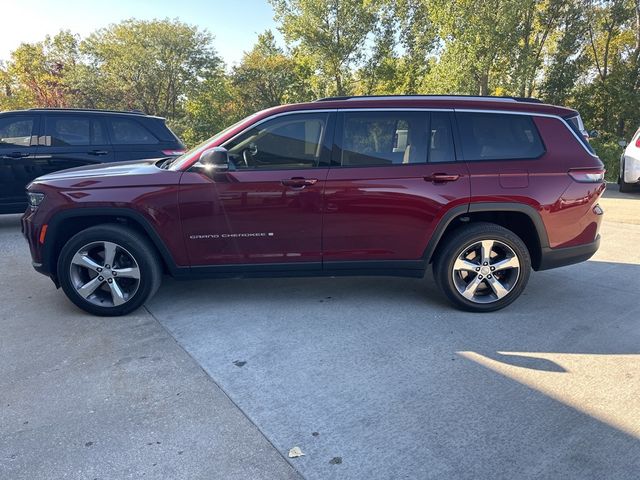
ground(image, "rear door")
xmin=38 ymin=114 xmax=114 ymax=172
xmin=106 ymin=116 xmax=166 ymax=161
xmin=0 ymin=114 xmax=40 ymax=212
xmin=322 ymin=109 xmax=470 ymax=267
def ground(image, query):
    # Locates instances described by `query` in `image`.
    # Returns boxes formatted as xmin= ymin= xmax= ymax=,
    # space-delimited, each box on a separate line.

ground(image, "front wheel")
xmin=57 ymin=224 xmax=162 ymax=316
xmin=433 ymin=223 xmax=531 ymax=312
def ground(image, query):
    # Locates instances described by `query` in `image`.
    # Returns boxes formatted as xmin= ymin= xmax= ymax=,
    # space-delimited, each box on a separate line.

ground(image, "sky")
xmin=0 ymin=0 xmax=281 ymax=66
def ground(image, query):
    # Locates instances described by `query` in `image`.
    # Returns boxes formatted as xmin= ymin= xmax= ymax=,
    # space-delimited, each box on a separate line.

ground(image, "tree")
xmin=81 ymin=19 xmax=222 ymax=119
xmin=270 ymin=0 xmax=379 ymax=96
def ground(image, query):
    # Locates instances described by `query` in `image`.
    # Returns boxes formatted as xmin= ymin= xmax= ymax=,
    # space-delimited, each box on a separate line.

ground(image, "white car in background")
xmin=620 ymin=128 xmax=640 ymax=192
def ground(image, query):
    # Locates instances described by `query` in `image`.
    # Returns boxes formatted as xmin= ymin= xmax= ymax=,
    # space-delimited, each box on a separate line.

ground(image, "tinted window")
xmin=340 ymin=111 xmax=428 ymax=166
xmin=226 ymin=113 xmax=330 ymax=169
xmin=456 ymin=112 xmax=544 ymax=160
xmin=0 ymin=116 xmax=35 ymax=147
xmin=429 ymin=112 xmax=455 ymax=163
xmin=109 ymin=118 xmax=158 ymax=145
xmin=44 ymin=116 xmax=106 ymax=146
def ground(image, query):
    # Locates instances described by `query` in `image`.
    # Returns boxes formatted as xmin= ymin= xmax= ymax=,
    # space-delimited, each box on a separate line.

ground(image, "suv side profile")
xmin=1 ymin=108 xmax=184 ymax=214
xmin=22 ymin=95 xmax=605 ymax=316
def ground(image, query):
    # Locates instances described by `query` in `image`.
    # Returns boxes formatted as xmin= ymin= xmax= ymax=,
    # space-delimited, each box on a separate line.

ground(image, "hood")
xmin=29 ymin=158 xmax=181 ymax=190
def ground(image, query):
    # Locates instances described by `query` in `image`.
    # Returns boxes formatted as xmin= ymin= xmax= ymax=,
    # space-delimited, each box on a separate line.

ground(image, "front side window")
xmin=226 ymin=112 xmax=330 ymax=169
xmin=0 ymin=116 xmax=35 ymax=147
xmin=340 ymin=111 xmax=428 ymax=166
xmin=456 ymin=112 xmax=545 ymax=161
xmin=109 ymin=118 xmax=158 ymax=145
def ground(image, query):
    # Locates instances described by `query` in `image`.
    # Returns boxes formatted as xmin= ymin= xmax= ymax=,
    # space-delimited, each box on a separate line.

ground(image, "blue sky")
xmin=0 ymin=0 xmax=281 ymax=66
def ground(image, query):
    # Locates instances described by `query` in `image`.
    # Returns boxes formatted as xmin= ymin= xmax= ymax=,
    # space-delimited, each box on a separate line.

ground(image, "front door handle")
xmin=281 ymin=177 xmax=318 ymax=188
xmin=424 ymin=173 xmax=460 ymax=183
xmin=88 ymin=149 xmax=109 ymax=156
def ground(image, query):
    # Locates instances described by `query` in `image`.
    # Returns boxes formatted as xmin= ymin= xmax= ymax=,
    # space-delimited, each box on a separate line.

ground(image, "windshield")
xmin=168 ymin=113 xmax=260 ymax=170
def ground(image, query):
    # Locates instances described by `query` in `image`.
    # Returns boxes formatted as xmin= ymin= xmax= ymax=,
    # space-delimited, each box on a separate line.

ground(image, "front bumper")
xmin=537 ymin=235 xmax=601 ymax=271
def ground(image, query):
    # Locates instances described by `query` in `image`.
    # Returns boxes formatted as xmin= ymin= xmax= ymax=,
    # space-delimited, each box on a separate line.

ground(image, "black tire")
xmin=57 ymin=224 xmax=162 ymax=316
xmin=619 ymin=159 xmax=635 ymax=193
xmin=433 ymin=222 xmax=531 ymax=312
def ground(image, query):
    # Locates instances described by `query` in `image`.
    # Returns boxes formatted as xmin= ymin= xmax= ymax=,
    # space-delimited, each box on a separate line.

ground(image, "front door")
xmin=322 ymin=110 xmax=470 ymax=266
xmin=179 ymin=111 xmax=335 ymax=267
xmin=0 ymin=114 xmax=40 ymax=213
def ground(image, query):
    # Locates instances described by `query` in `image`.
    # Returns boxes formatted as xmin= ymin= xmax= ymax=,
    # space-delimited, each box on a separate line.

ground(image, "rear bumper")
xmin=537 ymin=235 xmax=600 ymax=271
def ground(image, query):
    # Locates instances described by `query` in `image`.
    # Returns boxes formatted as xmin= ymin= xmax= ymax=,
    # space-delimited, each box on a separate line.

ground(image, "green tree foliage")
xmin=0 ymin=1 xmax=639 ymax=171
xmin=270 ymin=0 xmax=379 ymax=95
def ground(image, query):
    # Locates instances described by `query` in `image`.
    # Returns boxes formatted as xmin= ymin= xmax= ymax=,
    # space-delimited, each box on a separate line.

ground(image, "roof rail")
xmin=315 ymin=94 xmax=543 ymax=104
xmin=27 ymin=107 xmax=147 ymax=115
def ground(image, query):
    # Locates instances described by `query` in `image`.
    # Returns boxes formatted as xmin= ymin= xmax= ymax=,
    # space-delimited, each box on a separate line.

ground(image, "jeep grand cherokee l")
xmin=1 ymin=108 xmax=184 ymax=214
xmin=22 ymin=95 xmax=605 ymax=316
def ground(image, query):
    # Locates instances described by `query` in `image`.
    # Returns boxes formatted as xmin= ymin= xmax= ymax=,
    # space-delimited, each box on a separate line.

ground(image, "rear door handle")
xmin=5 ymin=151 xmax=29 ymax=159
xmin=88 ymin=149 xmax=109 ymax=156
xmin=424 ymin=173 xmax=460 ymax=183
xmin=281 ymin=177 xmax=318 ymax=188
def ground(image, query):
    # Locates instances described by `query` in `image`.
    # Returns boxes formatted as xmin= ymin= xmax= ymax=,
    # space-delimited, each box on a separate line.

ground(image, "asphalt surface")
xmin=2 ymin=184 xmax=640 ymax=479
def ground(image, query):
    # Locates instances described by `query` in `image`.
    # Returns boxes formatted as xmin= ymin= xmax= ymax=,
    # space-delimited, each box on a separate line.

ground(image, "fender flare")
xmin=423 ymin=202 xmax=549 ymax=263
xmin=43 ymin=207 xmax=180 ymax=276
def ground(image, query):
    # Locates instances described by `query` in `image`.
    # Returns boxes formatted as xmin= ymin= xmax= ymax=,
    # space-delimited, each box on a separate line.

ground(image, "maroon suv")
xmin=22 ymin=95 xmax=605 ymax=316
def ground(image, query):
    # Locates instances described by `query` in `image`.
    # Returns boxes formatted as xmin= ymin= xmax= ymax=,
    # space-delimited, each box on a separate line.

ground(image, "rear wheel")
xmin=58 ymin=224 xmax=162 ymax=316
xmin=433 ymin=223 xmax=531 ymax=312
xmin=619 ymin=158 xmax=636 ymax=193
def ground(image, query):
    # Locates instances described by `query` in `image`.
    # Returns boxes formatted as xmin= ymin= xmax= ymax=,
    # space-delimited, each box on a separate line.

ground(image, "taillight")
xmin=162 ymin=149 xmax=186 ymax=156
xmin=635 ymin=138 xmax=640 ymax=148
xmin=568 ymin=169 xmax=605 ymax=183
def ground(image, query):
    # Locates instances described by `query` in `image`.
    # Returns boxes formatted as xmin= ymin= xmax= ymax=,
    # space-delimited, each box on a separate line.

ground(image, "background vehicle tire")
xmin=57 ymin=224 xmax=162 ymax=316
xmin=619 ymin=159 xmax=636 ymax=193
xmin=433 ymin=222 xmax=531 ymax=312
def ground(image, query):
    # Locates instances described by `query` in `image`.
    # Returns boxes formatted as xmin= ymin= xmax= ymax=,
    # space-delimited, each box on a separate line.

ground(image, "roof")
xmin=1 ymin=108 xmax=164 ymax=120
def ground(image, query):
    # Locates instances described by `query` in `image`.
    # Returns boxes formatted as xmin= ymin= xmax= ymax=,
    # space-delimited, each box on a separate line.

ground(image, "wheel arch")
xmin=425 ymin=202 xmax=549 ymax=271
xmin=43 ymin=208 xmax=179 ymax=283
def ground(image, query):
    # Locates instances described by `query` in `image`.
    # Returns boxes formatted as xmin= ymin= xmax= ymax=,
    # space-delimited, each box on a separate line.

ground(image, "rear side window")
xmin=456 ymin=112 xmax=545 ymax=161
xmin=109 ymin=118 xmax=158 ymax=145
xmin=0 ymin=116 xmax=35 ymax=147
xmin=340 ymin=111 xmax=428 ymax=166
xmin=565 ymin=115 xmax=596 ymax=154
xmin=44 ymin=116 xmax=106 ymax=146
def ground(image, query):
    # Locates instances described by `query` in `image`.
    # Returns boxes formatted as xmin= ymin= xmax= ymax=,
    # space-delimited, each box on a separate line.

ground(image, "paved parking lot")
xmin=2 ymin=185 xmax=640 ymax=479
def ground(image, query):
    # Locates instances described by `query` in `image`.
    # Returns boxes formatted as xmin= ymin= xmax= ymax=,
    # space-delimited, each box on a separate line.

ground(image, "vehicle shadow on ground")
xmin=147 ymin=259 xmax=640 ymax=479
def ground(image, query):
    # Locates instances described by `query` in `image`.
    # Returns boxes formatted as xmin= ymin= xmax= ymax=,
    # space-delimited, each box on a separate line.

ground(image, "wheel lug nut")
xmin=476 ymin=267 xmax=480 ymax=271
xmin=96 ymin=267 xmax=102 ymax=272
xmin=478 ymin=275 xmax=483 ymax=279
xmin=487 ymin=275 xmax=492 ymax=279
xmin=98 ymin=276 xmax=104 ymax=281
xmin=107 ymin=278 xmax=113 ymax=284
xmin=112 ymin=271 xmax=117 ymax=276
xmin=105 ymin=264 xmax=110 ymax=269
xmin=490 ymin=266 xmax=495 ymax=271
xmin=483 ymin=262 xmax=488 ymax=266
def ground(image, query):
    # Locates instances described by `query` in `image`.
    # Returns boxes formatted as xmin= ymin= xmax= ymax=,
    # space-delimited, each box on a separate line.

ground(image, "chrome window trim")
xmin=218 ymin=106 xmax=597 ymax=160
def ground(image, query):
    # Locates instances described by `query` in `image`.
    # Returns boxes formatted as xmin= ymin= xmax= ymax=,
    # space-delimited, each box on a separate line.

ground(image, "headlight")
xmin=27 ymin=192 xmax=45 ymax=209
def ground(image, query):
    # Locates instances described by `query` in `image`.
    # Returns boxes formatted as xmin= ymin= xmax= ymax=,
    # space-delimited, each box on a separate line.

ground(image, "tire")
xmin=57 ymin=224 xmax=162 ymax=316
xmin=433 ymin=222 xmax=531 ymax=312
xmin=619 ymin=159 xmax=636 ymax=193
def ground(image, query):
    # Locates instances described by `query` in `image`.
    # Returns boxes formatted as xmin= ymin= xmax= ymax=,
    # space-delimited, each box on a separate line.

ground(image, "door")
xmin=0 ymin=114 xmax=40 ymax=212
xmin=322 ymin=110 xmax=470 ymax=265
xmin=179 ymin=111 xmax=335 ymax=267
xmin=38 ymin=114 xmax=114 ymax=172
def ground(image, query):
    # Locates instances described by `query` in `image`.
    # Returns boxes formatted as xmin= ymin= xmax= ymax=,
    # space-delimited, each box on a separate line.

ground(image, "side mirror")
xmin=199 ymin=147 xmax=229 ymax=172
xmin=588 ymin=130 xmax=599 ymax=139
xmin=618 ymin=140 xmax=628 ymax=148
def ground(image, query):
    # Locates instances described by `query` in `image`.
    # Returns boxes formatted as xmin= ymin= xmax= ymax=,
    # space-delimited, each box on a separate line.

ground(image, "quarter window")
xmin=0 ymin=117 xmax=35 ymax=147
xmin=456 ymin=112 xmax=545 ymax=161
xmin=109 ymin=118 xmax=158 ymax=145
xmin=226 ymin=113 xmax=330 ymax=169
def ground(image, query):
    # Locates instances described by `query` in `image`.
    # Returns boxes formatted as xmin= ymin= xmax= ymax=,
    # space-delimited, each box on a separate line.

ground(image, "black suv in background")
xmin=0 ymin=108 xmax=185 ymax=213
